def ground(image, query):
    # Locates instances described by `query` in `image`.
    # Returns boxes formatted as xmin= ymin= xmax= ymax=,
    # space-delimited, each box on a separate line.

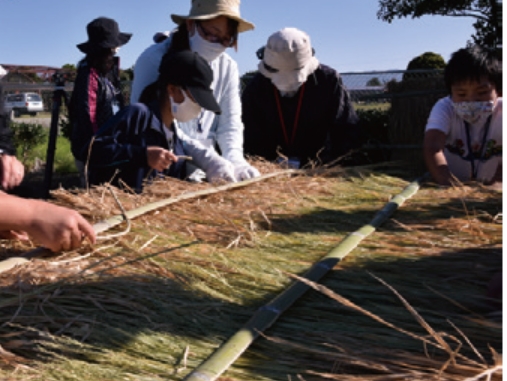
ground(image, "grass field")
xmin=354 ymin=101 xmax=390 ymax=111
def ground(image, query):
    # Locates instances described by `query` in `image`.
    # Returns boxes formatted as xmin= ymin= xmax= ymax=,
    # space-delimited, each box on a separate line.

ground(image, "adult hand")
xmin=0 ymin=230 xmax=29 ymax=241
xmin=146 ymin=146 xmax=178 ymax=172
xmin=26 ymin=201 xmax=96 ymax=252
xmin=234 ymin=164 xmax=260 ymax=181
xmin=206 ymin=158 xmax=237 ymax=183
xmin=0 ymin=155 xmax=24 ymax=190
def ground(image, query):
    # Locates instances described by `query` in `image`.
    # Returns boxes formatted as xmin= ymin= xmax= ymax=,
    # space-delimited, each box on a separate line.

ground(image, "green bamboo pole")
xmin=183 ymin=175 xmax=425 ymax=381
xmin=0 ymin=170 xmax=299 ymax=272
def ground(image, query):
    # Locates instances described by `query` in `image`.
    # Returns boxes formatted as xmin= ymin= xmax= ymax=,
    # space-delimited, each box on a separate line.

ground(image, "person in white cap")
xmin=130 ymin=0 xmax=260 ymax=182
xmin=242 ymin=28 xmax=362 ymax=169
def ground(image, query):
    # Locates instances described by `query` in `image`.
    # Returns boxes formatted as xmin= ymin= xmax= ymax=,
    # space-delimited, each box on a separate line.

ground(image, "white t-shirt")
xmin=425 ymin=96 xmax=502 ymax=183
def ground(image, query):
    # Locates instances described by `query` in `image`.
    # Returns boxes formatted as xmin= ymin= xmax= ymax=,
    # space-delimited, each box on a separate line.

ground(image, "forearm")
xmin=424 ymin=148 xmax=452 ymax=185
xmin=0 ymin=193 xmax=39 ymax=231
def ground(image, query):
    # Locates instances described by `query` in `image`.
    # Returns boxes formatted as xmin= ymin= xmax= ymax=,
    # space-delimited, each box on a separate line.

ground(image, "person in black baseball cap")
xmin=85 ymin=50 xmax=237 ymax=193
xmin=157 ymin=50 xmax=221 ymax=116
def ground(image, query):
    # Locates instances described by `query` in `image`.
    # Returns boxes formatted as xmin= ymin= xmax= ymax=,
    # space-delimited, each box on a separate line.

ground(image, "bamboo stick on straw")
xmin=0 ymin=170 xmax=299 ymax=271
xmin=183 ymin=175 xmax=425 ymax=381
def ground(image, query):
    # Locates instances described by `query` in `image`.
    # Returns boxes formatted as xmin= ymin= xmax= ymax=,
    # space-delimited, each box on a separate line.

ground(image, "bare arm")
xmin=0 ymin=192 xmax=96 ymax=252
xmin=423 ymin=129 xmax=453 ymax=186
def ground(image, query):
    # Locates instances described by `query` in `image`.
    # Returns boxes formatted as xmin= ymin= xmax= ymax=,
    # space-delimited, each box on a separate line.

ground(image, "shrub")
xmin=9 ymin=121 xmax=46 ymax=163
xmin=356 ymin=107 xmax=392 ymax=163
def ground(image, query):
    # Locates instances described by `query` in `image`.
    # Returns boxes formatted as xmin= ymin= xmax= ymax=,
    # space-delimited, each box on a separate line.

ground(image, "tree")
xmin=377 ymin=0 xmax=502 ymax=50
xmin=61 ymin=64 xmax=77 ymax=82
xmin=403 ymin=52 xmax=445 ymax=81
xmin=120 ymin=66 xmax=134 ymax=82
xmin=406 ymin=52 xmax=446 ymax=71
xmin=366 ymin=77 xmax=382 ymax=87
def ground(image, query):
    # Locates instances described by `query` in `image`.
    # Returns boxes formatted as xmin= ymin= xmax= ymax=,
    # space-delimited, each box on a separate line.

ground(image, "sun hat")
xmin=77 ymin=17 xmax=132 ymax=54
xmin=158 ymin=50 xmax=221 ymax=114
xmin=258 ymin=28 xmax=319 ymax=83
xmin=171 ymin=0 xmax=254 ymax=33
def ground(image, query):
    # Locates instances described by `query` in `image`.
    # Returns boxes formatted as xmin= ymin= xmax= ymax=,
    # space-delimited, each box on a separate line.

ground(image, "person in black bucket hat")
xmin=84 ymin=50 xmax=238 ymax=193
xmin=69 ymin=17 xmax=132 ymax=187
xmin=77 ymin=17 xmax=132 ymax=53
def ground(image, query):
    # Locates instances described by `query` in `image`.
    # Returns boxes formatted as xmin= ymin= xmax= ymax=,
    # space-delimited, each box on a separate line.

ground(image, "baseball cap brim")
xmin=187 ymin=86 xmax=221 ymax=115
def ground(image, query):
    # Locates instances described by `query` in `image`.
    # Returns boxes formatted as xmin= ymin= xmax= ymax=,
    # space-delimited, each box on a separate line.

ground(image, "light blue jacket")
xmin=131 ymin=34 xmax=247 ymax=166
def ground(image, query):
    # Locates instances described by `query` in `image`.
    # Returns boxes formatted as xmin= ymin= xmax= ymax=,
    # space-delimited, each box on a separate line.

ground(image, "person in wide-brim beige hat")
xmin=171 ymin=0 xmax=254 ymax=33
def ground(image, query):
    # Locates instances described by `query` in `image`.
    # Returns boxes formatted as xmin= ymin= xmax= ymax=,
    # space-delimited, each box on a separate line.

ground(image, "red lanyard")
xmin=273 ymin=83 xmax=305 ymax=147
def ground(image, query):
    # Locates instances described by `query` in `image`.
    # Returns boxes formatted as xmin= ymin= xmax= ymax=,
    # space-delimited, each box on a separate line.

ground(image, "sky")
xmin=0 ymin=0 xmax=479 ymax=76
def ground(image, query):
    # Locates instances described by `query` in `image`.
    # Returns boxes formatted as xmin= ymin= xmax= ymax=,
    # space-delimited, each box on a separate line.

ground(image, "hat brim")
xmin=171 ymin=13 xmax=254 ymax=33
xmin=187 ymin=86 xmax=221 ymax=115
xmin=77 ymin=32 xmax=132 ymax=53
xmin=258 ymin=57 xmax=319 ymax=82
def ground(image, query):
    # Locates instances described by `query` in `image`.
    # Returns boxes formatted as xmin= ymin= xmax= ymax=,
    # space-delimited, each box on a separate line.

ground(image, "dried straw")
xmin=0 ymin=161 xmax=501 ymax=380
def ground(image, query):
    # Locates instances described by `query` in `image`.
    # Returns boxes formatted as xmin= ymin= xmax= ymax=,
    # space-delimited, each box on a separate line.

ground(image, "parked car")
xmin=4 ymin=92 xmax=44 ymax=118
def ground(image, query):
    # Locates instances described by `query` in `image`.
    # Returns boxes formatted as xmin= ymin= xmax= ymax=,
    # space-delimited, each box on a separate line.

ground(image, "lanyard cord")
xmin=464 ymin=115 xmax=492 ymax=179
xmin=274 ymin=83 xmax=306 ymax=147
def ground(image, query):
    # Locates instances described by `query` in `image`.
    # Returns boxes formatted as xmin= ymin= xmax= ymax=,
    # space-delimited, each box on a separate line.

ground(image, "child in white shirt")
xmin=423 ymin=46 xmax=502 ymax=186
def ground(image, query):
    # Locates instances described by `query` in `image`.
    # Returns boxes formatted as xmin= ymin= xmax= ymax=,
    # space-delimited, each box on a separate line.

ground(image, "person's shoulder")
xmin=317 ymin=63 xmax=339 ymax=76
xmin=136 ymin=38 xmax=171 ymax=64
xmin=98 ymin=103 xmax=154 ymax=135
xmin=242 ymin=71 xmax=269 ymax=95
xmin=125 ymin=102 xmax=154 ymax=117
xmin=495 ymin=97 xmax=503 ymax=110
xmin=432 ymin=96 xmax=453 ymax=111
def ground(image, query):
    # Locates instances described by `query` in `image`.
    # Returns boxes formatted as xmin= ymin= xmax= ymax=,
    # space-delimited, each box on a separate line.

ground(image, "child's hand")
xmin=146 ymin=146 xmax=178 ymax=172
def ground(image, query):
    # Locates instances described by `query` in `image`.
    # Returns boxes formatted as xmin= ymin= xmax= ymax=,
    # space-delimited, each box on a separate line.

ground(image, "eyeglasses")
xmin=196 ymin=22 xmax=235 ymax=47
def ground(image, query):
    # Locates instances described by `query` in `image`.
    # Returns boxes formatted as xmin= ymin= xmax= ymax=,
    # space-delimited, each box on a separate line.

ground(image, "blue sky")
xmin=1 ymin=0 xmax=477 ymax=75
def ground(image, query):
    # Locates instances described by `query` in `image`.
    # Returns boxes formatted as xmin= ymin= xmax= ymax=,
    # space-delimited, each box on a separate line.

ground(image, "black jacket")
xmin=69 ymin=60 xmax=118 ymax=161
xmin=87 ymin=101 xmax=186 ymax=193
xmin=242 ymin=64 xmax=361 ymax=166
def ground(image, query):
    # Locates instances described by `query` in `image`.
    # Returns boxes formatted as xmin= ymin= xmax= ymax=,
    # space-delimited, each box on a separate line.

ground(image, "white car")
xmin=4 ymin=92 xmax=44 ymax=118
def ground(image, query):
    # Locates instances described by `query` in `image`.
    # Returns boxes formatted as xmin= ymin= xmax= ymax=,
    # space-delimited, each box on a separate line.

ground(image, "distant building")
xmin=0 ymin=64 xmax=60 ymax=83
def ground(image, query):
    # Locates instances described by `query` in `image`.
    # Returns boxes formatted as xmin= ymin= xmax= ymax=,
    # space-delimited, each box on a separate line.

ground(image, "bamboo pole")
xmin=183 ymin=175 xmax=425 ymax=381
xmin=0 ymin=170 xmax=299 ymax=272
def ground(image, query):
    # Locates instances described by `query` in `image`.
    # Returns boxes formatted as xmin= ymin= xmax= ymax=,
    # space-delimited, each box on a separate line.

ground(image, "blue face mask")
xmin=453 ymin=100 xmax=494 ymax=125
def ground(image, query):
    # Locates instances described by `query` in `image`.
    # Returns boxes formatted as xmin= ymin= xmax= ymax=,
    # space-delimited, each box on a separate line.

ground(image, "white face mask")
xmin=453 ymin=100 xmax=494 ymax=125
xmin=189 ymin=28 xmax=227 ymax=62
xmin=271 ymin=73 xmax=304 ymax=96
xmin=170 ymin=90 xmax=202 ymax=123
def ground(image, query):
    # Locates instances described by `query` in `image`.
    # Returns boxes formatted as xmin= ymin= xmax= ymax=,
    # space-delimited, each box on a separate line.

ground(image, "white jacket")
xmin=131 ymin=35 xmax=248 ymax=167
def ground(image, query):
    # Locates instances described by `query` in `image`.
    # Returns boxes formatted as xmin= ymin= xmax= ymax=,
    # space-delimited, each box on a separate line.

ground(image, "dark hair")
xmin=78 ymin=47 xmax=115 ymax=76
xmin=167 ymin=24 xmax=191 ymax=54
xmin=140 ymin=18 xmax=239 ymax=104
xmin=139 ymin=24 xmax=192 ymax=104
xmin=445 ymin=45 xmax=502 ymax=95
